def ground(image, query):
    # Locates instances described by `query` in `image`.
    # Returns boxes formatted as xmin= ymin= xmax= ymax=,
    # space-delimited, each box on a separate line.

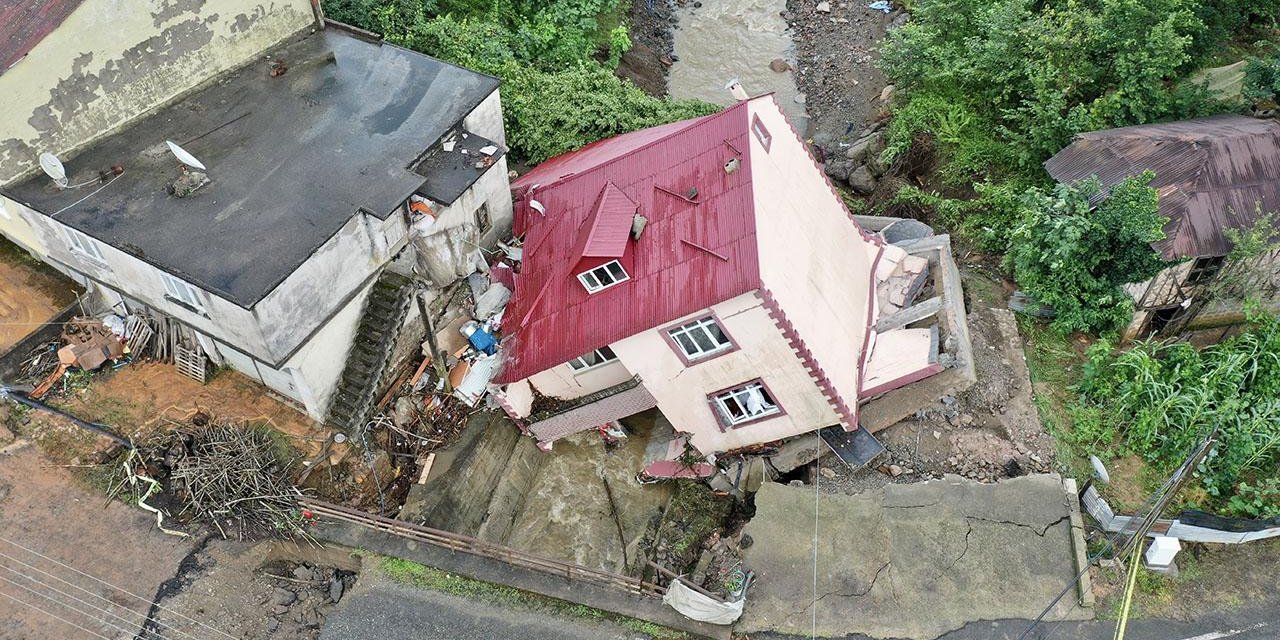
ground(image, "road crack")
xmin=963 ymin=513 xmax=1070 ymax=537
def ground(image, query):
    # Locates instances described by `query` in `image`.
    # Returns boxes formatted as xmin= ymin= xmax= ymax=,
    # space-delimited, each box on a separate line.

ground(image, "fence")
xmin=1082 ymin=486 xmax=1280 ymax=544
xmin=298 ymin=498 xmax=665 ymax=597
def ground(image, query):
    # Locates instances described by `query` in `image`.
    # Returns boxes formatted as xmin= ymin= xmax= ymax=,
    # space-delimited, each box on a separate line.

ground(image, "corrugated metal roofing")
xmin=1 ymin=0 xmax=85 ymax=73
xmin=499 ymin=100 xmax=761 ymax=383
xmin=1044 ymin=115 xmax=1280 ymax=259
xmin=573 ymin=182 xmax=638 ymax=259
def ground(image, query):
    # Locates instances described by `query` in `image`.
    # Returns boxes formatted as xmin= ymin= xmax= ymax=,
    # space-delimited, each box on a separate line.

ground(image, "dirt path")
xmin=0 ymin=444 xmax=194 ymax=639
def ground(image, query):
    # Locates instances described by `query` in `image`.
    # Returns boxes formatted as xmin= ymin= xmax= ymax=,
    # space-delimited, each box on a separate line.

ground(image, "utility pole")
xmin=415 ymin=283 xmax=452 ymax=393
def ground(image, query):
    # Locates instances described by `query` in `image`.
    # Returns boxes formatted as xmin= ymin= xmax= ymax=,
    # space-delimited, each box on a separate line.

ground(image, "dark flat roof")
xmin=4 ymin=29 xmax=499 ymax=307
xmin=414 ymin=129 xmax=505 ymax=205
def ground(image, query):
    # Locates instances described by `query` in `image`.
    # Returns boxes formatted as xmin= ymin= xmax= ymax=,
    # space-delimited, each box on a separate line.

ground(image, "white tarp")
xmin=661 ymin=579 xmax=744 ymax=625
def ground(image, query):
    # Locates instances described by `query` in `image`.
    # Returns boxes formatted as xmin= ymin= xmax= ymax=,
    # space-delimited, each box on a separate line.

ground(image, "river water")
xmin=667 ymin=0 xmax=809 ymax=130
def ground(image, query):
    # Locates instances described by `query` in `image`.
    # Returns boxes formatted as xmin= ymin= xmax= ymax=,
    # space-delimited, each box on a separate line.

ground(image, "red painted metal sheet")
xmin=1044 ymin=115 xmax=1280 ymax=259
xmin=1 ymin=0 xmax=86 ymax=72
xmin=500 ymin=101 xmax=761 ymax=383
xmin=573 ymin=182 xmax=638 ymax=259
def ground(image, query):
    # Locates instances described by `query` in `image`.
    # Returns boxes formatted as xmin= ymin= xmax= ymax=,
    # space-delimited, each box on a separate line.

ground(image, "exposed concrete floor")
xmin=0 ymin=443 xmax=195 ymax=639
xmin=0 ymin=238 xmax=78 ymax=352
xmin=506 ymin=412 xmax=674 ymax=573
xmin=738 ymin=474 xmax=1091 ymax=639
xmin=668 ymin=0 xmax=808 ymax=128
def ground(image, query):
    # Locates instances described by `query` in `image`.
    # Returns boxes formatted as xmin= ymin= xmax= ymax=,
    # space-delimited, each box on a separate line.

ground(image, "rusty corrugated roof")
xmin=498 ymin=100 xmax=761 ymax=383
xmin=1 ymin=0 xmax=86 ymax=73
xmin=1044 ymin=115 xmax=1280 ymax=259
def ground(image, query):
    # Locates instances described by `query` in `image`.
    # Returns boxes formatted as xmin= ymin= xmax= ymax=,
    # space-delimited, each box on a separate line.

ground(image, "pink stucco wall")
xmin=746 ymin=97 xmax=880 ymax=411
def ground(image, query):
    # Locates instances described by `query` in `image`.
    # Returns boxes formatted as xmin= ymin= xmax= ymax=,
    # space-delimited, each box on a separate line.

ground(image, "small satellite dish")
xmin=39 ymin=152 xmax=68 ymax=188
xmin=165 ymin=140 xmax=207 ymax=171
xmin=1089 ymin=455 xmax=1110 ymax=484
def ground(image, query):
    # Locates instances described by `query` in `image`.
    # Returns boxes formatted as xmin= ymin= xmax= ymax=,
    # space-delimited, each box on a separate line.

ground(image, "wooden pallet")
xmin=174 ymin=342 xmax=207 ymax=383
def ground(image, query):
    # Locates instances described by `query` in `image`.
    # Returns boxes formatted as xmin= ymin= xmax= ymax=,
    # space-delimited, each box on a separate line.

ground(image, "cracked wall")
xmin=0 ymin=0 xmax=315 ymax=186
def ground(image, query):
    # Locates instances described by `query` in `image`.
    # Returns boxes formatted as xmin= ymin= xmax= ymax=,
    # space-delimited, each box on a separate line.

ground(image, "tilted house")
xmin=495 ymin=96 xmax=973 ymax=477
xmin=0 ymin=1 xmax=514 ymax=427
xmin=1045 ymin=115 xmax=1280 ymax=342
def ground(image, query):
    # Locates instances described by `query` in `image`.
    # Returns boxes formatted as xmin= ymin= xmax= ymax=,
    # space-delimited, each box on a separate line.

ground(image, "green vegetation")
xmin=1071 ymin=312 xmax=1280 ymax=517
xmin=1004 ymin=173 xmax=1171 ymax=334
xmin=1243 ymin=51 xmax=1280 ymax=106
xmin=321 ymin=0 xmax=716 ymax=163
xmin=376 ymin=556 xmax=687 ymax=638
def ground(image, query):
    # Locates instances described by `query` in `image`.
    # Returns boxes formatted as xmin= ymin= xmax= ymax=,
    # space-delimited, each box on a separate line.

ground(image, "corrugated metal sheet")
xmin=499 ymin=101 xmax=761 ymax=383
xmin=573 ymin=182 xmax=637 ymax=259
xmin=1 ymin=0 xmax=86 ymax=72
xmin=1044 ymin=115 xmax=1280 ymax=259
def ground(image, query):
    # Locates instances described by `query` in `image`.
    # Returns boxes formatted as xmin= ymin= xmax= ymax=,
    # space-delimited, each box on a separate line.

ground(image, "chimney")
xmin=725 ymin=78 xmax=749 ymax=101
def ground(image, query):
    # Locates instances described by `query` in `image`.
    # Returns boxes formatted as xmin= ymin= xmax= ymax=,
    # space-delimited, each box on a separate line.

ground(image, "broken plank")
xmin=876 ymin=296 xmax=942 ymax=332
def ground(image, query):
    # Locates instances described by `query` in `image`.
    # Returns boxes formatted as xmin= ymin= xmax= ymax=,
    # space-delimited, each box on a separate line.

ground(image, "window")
xmin=751 ymin=114 xmax=772 ymax=152
xmin=64 ymin=227 xmax=105 ymax=263
xmin=161 ymin=272 xmax=205 ymax=312
xmin=667 ymin=316 xmax=733 ymax=361
xmin=1185 ymin=256 xmax=1225 ymax=286
xmin=577 ymin=260 xmax=629 ymax=293
xmin=711 ymin=381 xmax=780 ymax=427
xmin=567 ymin=346 xmax=617 ymax=371
xmin=475 ymin=203 xmax=492 ymax=234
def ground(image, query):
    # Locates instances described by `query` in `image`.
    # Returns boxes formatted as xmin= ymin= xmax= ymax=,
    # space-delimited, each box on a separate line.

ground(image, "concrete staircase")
xmin=327 ymin=270 xmax=413 ymax=435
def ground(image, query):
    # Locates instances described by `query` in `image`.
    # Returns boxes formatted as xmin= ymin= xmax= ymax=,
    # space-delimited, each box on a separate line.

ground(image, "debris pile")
xmin=123 ymin=420 xmax=308 ymax=540
xmin=254 ymin=560 xmax=356 ymax=639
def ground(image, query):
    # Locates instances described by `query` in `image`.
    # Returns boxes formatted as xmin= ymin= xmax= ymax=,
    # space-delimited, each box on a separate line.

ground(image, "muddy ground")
xmin=0 ymin=237 xmax=80 ymax=352
xmin=616 ymin=0 xmax=677 ymax=96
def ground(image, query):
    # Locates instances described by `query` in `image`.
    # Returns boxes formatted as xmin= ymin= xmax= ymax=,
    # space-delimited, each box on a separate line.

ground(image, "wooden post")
xmin=415 ymin=283 xmax=452 ymax=393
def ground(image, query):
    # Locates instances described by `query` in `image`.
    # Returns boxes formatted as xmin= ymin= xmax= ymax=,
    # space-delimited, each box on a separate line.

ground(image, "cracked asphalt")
xmin=737 ymin=474 xmax=1089 ymax=640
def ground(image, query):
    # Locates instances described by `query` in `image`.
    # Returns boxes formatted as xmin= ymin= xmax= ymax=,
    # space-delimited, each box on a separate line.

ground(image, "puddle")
xmin=668 ymin=0 xmax=809 ymax=130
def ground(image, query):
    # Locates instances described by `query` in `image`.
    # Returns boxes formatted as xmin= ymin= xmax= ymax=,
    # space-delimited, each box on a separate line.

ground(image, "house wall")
xmin=746 ymin=98 xmax=880 ymax=409
xmin=464 ymin=89 xmax=507 ymax=148
xmin=0 ymin=196 xmax=51 ymax=259
xmin=281 ymin=276 xmax=379 ymax=420
xmin=0 ymin=0 xmax=317 ymax=186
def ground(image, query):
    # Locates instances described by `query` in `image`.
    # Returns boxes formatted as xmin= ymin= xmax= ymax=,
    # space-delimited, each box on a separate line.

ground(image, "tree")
xmin=1005 ymin=172 xmax=1170 ymax=334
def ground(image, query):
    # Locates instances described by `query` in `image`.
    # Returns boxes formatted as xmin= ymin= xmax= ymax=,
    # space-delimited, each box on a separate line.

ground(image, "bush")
xmin=1075 ymin=313 xmax=1280 ymax=517
xmin=323 ymin=0 xmax=716 ymax=163
xmin=1005 ymin=172 xmax=1171 ymax=334
xmin=1243 ymin=53 xmax=1280 ymax=106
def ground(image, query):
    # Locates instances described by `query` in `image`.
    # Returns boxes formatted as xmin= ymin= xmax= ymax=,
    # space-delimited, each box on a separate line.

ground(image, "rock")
xmin=932 ymin=430 xmax=942 ymax=440
xmin=273 ymin=588 xmax=297 ymax=606
xmin=960 ymin=414 xmax=975 ymax=426
xmin=847 ymin=164 xmax=877 ymax=195
xmin=824 ymin=158 xmax=853 ymax=182
xmin=819 ymin=467 xmax=836 ymax=479
xmin=769 ymin=58 xmax=791 ymax=73
xmin=888 ymin=464 xmax=903 ymax=477
xmin=794 ymin=93 xmax=807 ymax=105
xmin=272 ymin=605 xmax=290 ymax=615
xmin=903 ymin=468 xmax=915 ymax=475
xmin=879 ymin=84 xmax=895 ymax=102
xmin=292 ymin=566 xmax=315 ymax=581
xmin=392 ymin=396 xmax=416 ymax=428
xmin=844 ymin=133 xmax=878 ymax=163
xmin=329 ymin=577 xmax=345 ymax=603
xmin=266 ymin=619 xmax=281 ymax=633
xmin=889 ymin=11 xmax=911 ymax=29
xmin=815 ymin=1 xmax=831 ymax=12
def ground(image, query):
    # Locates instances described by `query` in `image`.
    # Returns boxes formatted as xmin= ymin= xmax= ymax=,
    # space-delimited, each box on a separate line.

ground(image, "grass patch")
xmin=376 ymin=556 xmax=687 ymax=639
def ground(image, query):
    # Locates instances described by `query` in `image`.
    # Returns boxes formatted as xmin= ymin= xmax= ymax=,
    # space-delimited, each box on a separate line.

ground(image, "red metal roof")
xmin=1 ymin=0 xmax=86 ymax=73
xmin=1045 ymin=115 xmax=1280 ymax=259
xmin=499 ymin=100 xmax=761 ymax=383
xmin=573 ymin=182 xmax=637 ymax=260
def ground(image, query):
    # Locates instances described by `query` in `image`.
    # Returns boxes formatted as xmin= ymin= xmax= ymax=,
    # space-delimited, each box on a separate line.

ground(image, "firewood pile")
xmin=128 ymin=420 xmax=309 ymax=540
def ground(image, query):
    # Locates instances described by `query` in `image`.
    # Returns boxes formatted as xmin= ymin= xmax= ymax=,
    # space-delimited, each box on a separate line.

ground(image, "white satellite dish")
xmin=165 ymin=140 xmax=207 ymax=171
xmin=39 ymin=152 xmax=68 ymax=188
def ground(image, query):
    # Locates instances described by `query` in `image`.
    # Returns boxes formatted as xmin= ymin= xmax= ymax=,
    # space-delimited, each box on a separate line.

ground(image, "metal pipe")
xmin=0 ymin=385 xmax=133 ymax=449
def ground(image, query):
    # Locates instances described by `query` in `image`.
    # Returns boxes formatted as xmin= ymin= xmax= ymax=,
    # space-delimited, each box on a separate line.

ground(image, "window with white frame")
xmin=667 ymin=316 xmax=733 ymax=360
xmin=577 ymin=260 xmax=629 ymax=293
xmin=161 ymin=272 xmax=205 ymax=312
xmin=711 ymin=381 xmax=779 ymax=426
xmin=64 ymin=227 xmax=105 ymax=262
xmin=567 ymin=346 xmax=618 ymax=371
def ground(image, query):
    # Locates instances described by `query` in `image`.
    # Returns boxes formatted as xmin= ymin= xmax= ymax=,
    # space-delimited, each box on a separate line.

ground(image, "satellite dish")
xmin=165 ymin=140 xmax=207 ymax=171
xmin=39 ymin=153 xmax=68 ymax=188
xmin=1089 ymin=455 xmax=1111 ymax=484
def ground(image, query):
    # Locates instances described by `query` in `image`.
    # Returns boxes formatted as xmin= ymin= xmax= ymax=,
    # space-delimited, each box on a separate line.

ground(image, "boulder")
xmin=769 ymin=58 xmax=791 ymax=72
xmin=824 ymin=158 xmax=854 ymax=183
xmin=844 ymin=132 xmax=880 ymax=163
xmin=879 ymin=84 xmax=895 ymax=103
xmin=848 ymin=164 xmax=877 ymax=195
xmin=815 ymin=1 xmax=831 ymax=12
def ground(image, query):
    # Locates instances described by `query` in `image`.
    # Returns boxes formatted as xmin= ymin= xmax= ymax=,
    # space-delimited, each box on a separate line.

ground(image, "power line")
xmin=0 ymin=588 xmax=113 ymax=640
xmin=0 ymin=535 xmax=237 ymax=640
xmin=0 ymin=571 xmax=144 ymax=639
xmin=0 ymin=552 xmax=201 ymax=640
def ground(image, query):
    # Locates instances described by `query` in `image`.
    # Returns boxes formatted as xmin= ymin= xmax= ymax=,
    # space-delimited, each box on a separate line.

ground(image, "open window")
xmin=1185 ymin=256 xmax=1225 ymax=286
xmin=567 ymin=346 xmax=618 ymax=371
xmin=577 ymin=259 xmax=629 ymax=293
xmin=710 ymin=380 xmax=782 ymax=428
xmin=665 ymin=315 xmax=735 ymax=363
xmin=161 ymin=272 xmax=206 ymax=313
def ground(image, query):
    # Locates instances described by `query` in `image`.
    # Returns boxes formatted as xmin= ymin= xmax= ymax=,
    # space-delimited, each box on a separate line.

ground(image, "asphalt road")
xmin=320 ymin=575 xmax=655 ymax=640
